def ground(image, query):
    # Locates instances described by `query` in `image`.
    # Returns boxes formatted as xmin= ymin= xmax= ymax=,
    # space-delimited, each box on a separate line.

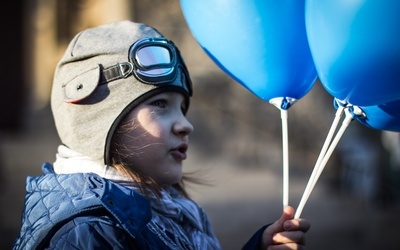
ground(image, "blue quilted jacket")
xmin=13 ymin=163 xmax=264 ymax=249
xmin=13 ymin=163 xmax=175 ymax=249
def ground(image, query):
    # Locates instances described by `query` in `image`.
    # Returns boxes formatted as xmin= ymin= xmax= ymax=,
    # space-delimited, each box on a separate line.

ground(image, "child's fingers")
xmin=272 ymin=230 xmax=306 ymax=245
xmin=267 ymin=243 xmax=306 ymax=250
xmin=284 ymin=218 xmax=311 ymax=232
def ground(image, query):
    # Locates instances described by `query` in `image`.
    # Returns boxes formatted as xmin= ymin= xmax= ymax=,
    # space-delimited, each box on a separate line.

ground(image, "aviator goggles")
xmin=101 ymin=37 xmax=192 ymax=95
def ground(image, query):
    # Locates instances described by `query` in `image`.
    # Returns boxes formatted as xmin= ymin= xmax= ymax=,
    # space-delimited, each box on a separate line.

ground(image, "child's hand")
xmin=260 ymin=206 xmax=310 ymax=250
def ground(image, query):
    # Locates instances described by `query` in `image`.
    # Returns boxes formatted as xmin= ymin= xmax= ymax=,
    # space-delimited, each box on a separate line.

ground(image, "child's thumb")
xmin=266 ymin=206 xmax=295 ymax=235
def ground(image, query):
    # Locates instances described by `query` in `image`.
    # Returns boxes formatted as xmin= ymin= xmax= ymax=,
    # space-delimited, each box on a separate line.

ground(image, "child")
xmin=13 ymin=21 xmax=310 ymax=249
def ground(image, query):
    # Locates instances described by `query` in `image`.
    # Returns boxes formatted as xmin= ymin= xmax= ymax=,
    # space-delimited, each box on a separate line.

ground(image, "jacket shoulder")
xmin=47 ymin=214 xmax=140 ymax=249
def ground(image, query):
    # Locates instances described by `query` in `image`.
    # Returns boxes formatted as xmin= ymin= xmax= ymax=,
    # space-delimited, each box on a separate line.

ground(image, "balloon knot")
xmin=269 ymin=97 xmax=298 ymax=110
xmin=281 ymin=98 xmax=292 ymax=110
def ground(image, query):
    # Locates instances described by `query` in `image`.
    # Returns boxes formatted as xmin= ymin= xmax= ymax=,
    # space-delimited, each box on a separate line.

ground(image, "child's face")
xmin=114 ymin=92 xmax=193 ymax=186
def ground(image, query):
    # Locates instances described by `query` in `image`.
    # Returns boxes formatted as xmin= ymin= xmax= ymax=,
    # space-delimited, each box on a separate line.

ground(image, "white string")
xmin=281 ymin=109 xmax=289 ymax=208
xmin=295 ymin=107 xmax=352 ymax=219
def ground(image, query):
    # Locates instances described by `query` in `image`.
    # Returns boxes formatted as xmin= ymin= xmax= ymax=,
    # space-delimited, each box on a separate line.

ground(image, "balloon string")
xmin=281 ymin=109 xmax=289 ymax=208
xmin=295 ymin=106 xmax=352 ymax=219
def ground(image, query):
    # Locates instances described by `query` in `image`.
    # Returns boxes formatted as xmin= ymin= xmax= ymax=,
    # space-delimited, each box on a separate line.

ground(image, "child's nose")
xmin=173 ymin=114 xmax=194 ymax=136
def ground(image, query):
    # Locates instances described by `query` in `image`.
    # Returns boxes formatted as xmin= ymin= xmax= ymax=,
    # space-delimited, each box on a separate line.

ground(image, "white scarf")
xmin=53 ymin=145 xmax=221 ymax=250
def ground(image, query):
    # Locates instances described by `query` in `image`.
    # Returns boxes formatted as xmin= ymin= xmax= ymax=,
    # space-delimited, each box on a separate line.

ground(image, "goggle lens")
xmin=136 ymin=46 xmax=171 ymax=67
xmin=135 ymin=46 xmax=174 ymax=76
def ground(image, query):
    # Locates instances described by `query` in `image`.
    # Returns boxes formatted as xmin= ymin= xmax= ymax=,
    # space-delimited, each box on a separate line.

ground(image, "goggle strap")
xmin=100 ymin=62 xmax=133 ymax=85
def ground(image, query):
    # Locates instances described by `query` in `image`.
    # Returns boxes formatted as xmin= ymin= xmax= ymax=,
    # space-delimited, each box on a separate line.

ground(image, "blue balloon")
xmin=306 ymin=0 xmax=400 ymax=106
xmin=351 ymin=99 xmax=400 ymax=132
xmin=180 ymin=0 xmax=317 ymax=109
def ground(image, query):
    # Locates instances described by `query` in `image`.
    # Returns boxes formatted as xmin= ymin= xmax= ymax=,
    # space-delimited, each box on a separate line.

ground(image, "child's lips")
xmin=170 ymin=143 xmax=188 ymax=160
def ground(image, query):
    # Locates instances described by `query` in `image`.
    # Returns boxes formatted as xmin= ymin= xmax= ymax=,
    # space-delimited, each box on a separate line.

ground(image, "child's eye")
xmin=151 ymin=99 xmax=167 ymax=108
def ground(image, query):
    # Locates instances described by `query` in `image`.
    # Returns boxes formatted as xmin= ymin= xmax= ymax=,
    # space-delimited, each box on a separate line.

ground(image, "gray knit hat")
xmin=51 ymin=21 xmax=192 ymax=166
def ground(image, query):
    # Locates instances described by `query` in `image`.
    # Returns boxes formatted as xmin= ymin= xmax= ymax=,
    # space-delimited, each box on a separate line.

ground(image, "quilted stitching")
xmin=13 ymin=163 xmax=151 ymax=249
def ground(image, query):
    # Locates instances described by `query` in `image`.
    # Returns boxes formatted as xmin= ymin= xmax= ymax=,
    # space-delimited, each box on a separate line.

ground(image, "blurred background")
xmin=1 ymin=0 xmax=400 ymax=249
